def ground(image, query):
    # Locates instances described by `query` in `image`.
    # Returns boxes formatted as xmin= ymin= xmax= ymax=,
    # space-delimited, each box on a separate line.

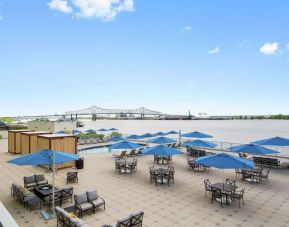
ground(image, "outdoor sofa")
xmin=24 ymin=174 xmax=48 ymax=191
xmin=101 ymin=210 xmax=144 ymax=227
xmin=55 ymin=206 xmax=89 ymax=227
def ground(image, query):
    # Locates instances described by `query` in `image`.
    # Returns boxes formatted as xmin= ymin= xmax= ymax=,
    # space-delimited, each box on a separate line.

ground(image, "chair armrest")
xmin=98 ymin=196 xmax=105 ymax=203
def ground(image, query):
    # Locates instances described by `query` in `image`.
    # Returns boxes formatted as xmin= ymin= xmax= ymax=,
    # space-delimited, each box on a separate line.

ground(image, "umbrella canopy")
xmin=85 ymin=129 xmax=96 ymax=133
xmin=72 ymin=129 xmax=82 ymax=134
xmin=142 ymin=145 xmax=183 ymax=156
xmin=182 ymin=131 xmax=213 ymax=138
xmin=139 ymin=133 xmax=153 ymax=139
xmin=166 ymin=130 xmax=179 ymax=135
xmin=7 ymin=149 xmax=79 ymax=166
xmin=108 ymin=128 xmax=118 ymax=131
xmin=98 ymin=128 xmax=108 ymax=132
xmin=56 ymin=130 xmax=65 ymax=134
xmin=195 ymin=153 xmax=254 ymax=169
xmin=182 ymin=139 xmax=217 ymax=149
xmin=252 ymin=136 xmax=289 ymax=146
xmin=152 ymin=132 xmax=167 ymax=137
xmin=110 ymin=136 xmax=125 ymax=142
xmin=230 ymin=143 xmax=279 ymax=155
xmin=148 ymin=136 xmax=177 ymax=144
xmin=110 ymin=141 xmax=143 ymax=150
xmin=126 ymin=134 xmax=140 ymax=140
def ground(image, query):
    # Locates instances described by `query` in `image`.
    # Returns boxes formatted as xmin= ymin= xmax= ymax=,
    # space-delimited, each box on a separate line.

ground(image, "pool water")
xmin=79 ymin=146 xmax=111 ymax=154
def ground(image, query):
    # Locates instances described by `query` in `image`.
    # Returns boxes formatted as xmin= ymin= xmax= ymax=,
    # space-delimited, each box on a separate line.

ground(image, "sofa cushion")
xmin=24 ymin=175 xmax=35 ymax=184
xmin=91 ymin=198 xmax=104 ymax=207
xmin=26 ymin=182 xmax=37 ymax=188
xmin=116 ymin=215 xmax=131 ymax=227
xmin=78 ymin=202 xmax=93 ymax=211
xmin=69 ymin=217 xmax=85 ymax=227
xmin=19 ymin=186 xmax=34 ymax=197
xmin=86 ymin=189 xmax=98 ymax=201
xmin=35 ymin=174 xmax=45 ymax=182
xmin=75 ymin=192 xmax=88 ymax=204
xmin=37 ymin=180 xmax=48 ymax=186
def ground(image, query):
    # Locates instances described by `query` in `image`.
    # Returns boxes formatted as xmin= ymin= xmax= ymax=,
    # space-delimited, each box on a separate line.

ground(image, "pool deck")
xmin=1 ymin=138 xmax=289 ymax=227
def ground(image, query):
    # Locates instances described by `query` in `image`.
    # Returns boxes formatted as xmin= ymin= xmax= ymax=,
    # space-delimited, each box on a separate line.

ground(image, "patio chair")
xmin=86 ymin=189 xmax=105 ymax=211
xmin=128 ymin=149 xmax=136 ymax=157
xmin=259 ymin=170 xmax=270 ymax=183
xmin=24 ymin=175 xmax=37 ymax=191
xmin=204 ymin=179 xmax=212 ymax=197
xmin=35 ymin=174 xmax=48 ymax=186
xmin=230 ymin=188 xmax=245 ymax=208
xmin=235 ymin=169 xmax=242 ymax=178
xmin=225 ymin=179 xmax=236 ymax=188
xmin=61 ymin=186 xmax=74 ymax=204
xmin=154 ymin=155 xmax=161 ymax=164
xmin=74 ymin=192 xmax=94 ymax=218
xmin=67 ymin=172 xmax=79 ymax=184
xmin=130 ymin=210 xmax=144 ymax=227
xmin=46 ymin=190 xmax=62 ymax=208
xmin=166 ymin=170 xmax=175 ymax=185
xmin=167 ymin=155 xmax=172 ymax=164
xmin=211 ymin=188 xmax=223 ymax=207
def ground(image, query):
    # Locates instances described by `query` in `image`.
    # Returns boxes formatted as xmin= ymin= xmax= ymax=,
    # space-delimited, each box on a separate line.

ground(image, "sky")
xmin=0 ymin=0 xmax=289 ymax=116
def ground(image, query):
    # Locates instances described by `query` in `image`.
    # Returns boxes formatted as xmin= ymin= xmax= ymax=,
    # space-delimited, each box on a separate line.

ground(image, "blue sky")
xmin=1 ymin=0 xmax=289 ymax=116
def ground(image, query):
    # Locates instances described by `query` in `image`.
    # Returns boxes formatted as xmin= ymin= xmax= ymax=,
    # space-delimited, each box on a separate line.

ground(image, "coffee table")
xmin=34 ymin=185 xmax=61 ymax=200
xmin=64 ymin=205 xmax=80 ymax=217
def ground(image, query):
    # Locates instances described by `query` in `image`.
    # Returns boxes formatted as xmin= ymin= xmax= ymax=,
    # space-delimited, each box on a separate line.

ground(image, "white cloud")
xmin=48 ymin=0 xmax=73 ymax=14
xmin=180 ymin=26 xmax=191 ymax=33
xmin=48 ymin=0 xmax=134 ymax=21
xmin=207 ymin=47 xmax=220 ymax=54
xmin=259 ymin=42 xmax=279 ymax=55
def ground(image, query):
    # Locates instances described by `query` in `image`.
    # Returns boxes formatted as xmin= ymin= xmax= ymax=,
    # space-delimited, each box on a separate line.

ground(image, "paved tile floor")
xmin=1 ymin=139 xmax=289 ymax=227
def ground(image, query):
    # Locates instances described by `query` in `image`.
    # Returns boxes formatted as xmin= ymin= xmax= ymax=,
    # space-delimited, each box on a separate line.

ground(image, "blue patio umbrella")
xmin=148 ymin=136 xmax=177 ymax=144
xmin=110 ymin=136 xmax=125 ymax=142
xmin=72 ymin=129 xmax=82 ymax=134
xmin=126 ymin=134 xmax=140 ymax=140
xmin=142 ymin=145 xmax=183 ymax=156
xmin=182 ymin=139 xmax=217 ymax=149
xmin=85 ymin=129 xmax=96 ymax=133
xmin=56 ymin=130 xmax=65 ymax=134
xmin=195 ymin=153 xmax=254 ymax=169
xmin=98 ymin=128 xmax=108 ymax=132
xmin=166 ymin=130 xmax=179 ymax=135
xmin=110 ymin=141 xmax=143 ymax=150
xmin=8 ymin=149 xmax=79 ymax=219
xmin=108 ymin=128 xmax=118 ymax=131
xmin=139 ymin=133 xmax=153 ymax=139
xmin=182 ymin=131 xmax=213 ymax=138
xmin=152 ymin=132 xmax=167 ymax=137
xmin=230 ymin=143 xmax=279 ymax=155
xmin=252 ymin=136 xmax=289 ymax=146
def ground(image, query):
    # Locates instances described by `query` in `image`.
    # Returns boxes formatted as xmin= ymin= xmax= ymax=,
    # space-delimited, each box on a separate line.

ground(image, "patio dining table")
xmin=153 ymin=168 xmax=171 ymax=184
xmin=211 ymin=182 xmax=237 ymax=204
xmin=116 ymin=159 xmax=135 ymax=174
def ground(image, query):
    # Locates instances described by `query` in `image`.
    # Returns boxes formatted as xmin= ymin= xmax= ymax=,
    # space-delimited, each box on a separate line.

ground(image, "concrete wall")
xmin=27 ymin=121 xmax=76 ymax=133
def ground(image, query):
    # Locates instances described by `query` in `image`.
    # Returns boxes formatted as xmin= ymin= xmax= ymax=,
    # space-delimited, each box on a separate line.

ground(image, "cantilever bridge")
xmin=65 ymin=106 xmax=164 ymax=120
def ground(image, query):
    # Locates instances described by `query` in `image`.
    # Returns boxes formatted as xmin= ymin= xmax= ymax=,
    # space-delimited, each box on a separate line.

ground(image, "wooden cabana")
xmin=8 ymin=130 xmax=33 ymax=154
xmin=21 ymin=131 xmax=51 ymax=155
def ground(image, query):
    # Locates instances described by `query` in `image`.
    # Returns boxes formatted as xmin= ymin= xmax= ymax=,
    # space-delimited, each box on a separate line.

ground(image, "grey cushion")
xmin=91 ymin=198 xmax=104 ymax=207
xmin=24 ymin=175 xmax=35 ymax=184
xmin=78 ymin=202 xmax=93 ymax=211
xmin=74 ymin=192 xmax=88 ymax=204
xmin=35 ymin=174 xmax=45 ymax=182
xmin=37 ymin=180 xmax=48 ymax=186
xmin=116 ymin=215 xmax=131 ymax=227
xmin=26 ymin=182 xmax=37 ymax=188
xmin=69 ymin=217 xmax=85 ymax=227
xmin=86 ymin=189 xmax=98 ymax=201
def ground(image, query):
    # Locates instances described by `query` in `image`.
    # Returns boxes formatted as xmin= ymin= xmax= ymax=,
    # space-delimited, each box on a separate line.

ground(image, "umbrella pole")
xmin=52 ymin=151 xmax=55 ymax=214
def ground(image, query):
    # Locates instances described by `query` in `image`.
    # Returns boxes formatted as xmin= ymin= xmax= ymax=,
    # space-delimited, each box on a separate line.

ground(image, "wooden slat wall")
xmin=15 ymin=132 xmax=23 ymax=154
xmin=8 ymin=132 xmax=14 ymax=153
xmin=20 ymin=134 xmax=30 ymax=155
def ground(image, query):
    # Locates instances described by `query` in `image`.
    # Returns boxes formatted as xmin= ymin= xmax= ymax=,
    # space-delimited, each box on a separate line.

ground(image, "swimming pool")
xmin=79 ymin=146 xmax=111 ymax=154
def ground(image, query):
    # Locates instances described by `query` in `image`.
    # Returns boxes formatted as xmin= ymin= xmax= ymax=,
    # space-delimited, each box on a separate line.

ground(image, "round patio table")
xmin=211 ymin=182 xmax=237 ymax=204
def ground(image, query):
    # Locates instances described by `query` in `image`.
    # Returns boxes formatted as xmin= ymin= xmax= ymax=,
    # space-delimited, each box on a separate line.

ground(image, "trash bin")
xmin=76 ymin=158 xmax=84 ymax=169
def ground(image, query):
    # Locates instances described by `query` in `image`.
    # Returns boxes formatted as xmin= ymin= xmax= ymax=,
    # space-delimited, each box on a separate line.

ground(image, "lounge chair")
xmin=55 ymin=206 xmax=90 ymax=227
xmin=86 ymin=189 xmax=105 ymax=211
xmin=74 ymin=192 xmax=94 ymax=218
xmin=24 ymin=174 xmax=48 ymax=191
xmin=67 ymin=172 xmax=79 ymax=184
xmin=102 ymin=210 xmax=144 ymax=227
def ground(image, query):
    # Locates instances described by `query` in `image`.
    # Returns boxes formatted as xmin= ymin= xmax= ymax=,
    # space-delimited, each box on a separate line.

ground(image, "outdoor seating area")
xmin=153 ymin=155 xmax=172 ymax=165
xmin=253 ymin=156 xmax=280 ymax=168
xmin=115 ymin=159 xmax=138 ymax=174
xmin=239 ymin=168 xmax=270 ymax=183
xmin=187 ymin=158 xmax=210 ymax=172
xmin=186 ymin=147 xmax=206 ymax=157
xmin=149 ymin=166 xmax=175 ymax=186
xmin=74 ymin=189 xmax=105 ymax=218
xmin=204 ymin=179 xmax=245 ymax=208
xmin=101 ymin=210 xmax=144 ymax=227
xmin=24 ymin=174 xmax=48 ymax=191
